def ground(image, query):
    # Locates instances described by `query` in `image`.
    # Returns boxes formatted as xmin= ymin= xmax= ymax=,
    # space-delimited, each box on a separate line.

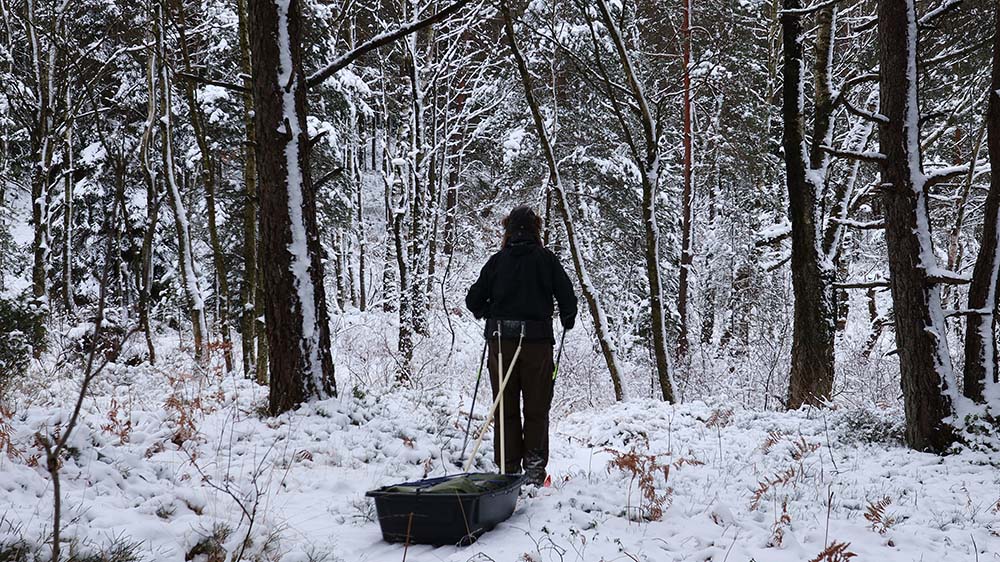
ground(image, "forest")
xmin=0 ymin=0 xmax=998 ymax=560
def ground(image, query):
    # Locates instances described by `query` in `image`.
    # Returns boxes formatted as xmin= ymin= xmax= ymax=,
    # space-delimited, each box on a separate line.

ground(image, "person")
xmin=465 ymin=205 xmax=577 ymax=486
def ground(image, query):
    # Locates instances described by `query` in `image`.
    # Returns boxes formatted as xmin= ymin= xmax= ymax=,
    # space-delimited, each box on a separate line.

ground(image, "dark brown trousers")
xmin=487 ymin=338 xmax=554 ymax=475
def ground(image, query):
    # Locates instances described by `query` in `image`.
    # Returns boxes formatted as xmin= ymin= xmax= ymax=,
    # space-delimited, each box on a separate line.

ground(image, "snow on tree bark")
xmin=963 ymin=0 xmax=1000 ymax=406
xmin=250 ymin=0 xmax=336 ymax=413
xmin=781 ymin=0 xmax=836 ymax=409
xmin=156 ymin=1 xmax=208 ymax=363
xmin=877 ymin=0 xmax=957 ymax=452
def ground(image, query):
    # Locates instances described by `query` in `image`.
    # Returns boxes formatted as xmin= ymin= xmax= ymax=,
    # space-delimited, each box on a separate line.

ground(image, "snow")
xmin=503 ymin=126 xmax=525 ymax=164
xmin=900 ymin=0 xmax=967 ymax=419
xmin=79 ymin=142 xmax=106 ymax=166
xmin=275 ymin=0 xmax=326 ymax=393
xmin=757 ymin=220 xmax=791 ymax=242
xmin=1 ymin=334 xmax=997 ymax=561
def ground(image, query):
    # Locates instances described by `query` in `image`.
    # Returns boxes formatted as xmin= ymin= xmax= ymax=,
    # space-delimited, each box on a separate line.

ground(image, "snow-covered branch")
xmin=306 ymin=0 xmax=475 ymax=88
xmin=924 ymin=161 xmax=989 ymax=188
xmin=820 ymin=145 xmax=886 ymax=163
xmin=841 ymin=97 xmax=888 ymax=124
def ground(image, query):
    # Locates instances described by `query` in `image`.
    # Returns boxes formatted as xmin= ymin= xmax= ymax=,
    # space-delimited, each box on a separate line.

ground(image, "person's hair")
xmin=501 ymin=205 xmax=543 ymax=247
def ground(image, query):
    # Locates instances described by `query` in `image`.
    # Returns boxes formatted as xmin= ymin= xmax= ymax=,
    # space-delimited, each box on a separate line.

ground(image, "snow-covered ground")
xmin=2 ymin=331 xmax=998 ymax=562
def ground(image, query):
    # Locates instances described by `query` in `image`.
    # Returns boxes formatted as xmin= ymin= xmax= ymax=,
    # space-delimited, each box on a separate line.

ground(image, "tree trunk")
xmin=443 ymin=162 xmax=458 ymax=257
xmin=592 ymin=0 xmax=673 ymax=401
xmin=27 ymin=0 xmax=57 ymax=357
xmin=406 ymin=29 xmax=429 ymax=337
xmin=393 ymin=204 xmax=414 ymax=383
xmin=502 ymin=0 xmax=626 ymax=401
xmin=250 ymin=0 xmax=336 ymax=413
xmin=62 ymin=87 xmax=74 ymax=317
xmin=781 ymin=0 xmax=835 ymax=409
xmin=351 ymin=103 xmax=367 ymax=312
xmin=962 ymin=0 xmax=1000 ymax=405
xmin=676 ymin=0 xmax=693 ymax=360
xmin=237 ymin=0 xmax=261 ymax=380
xmin=176 ymin=5 xmax=233 ymax=371
xmin=878 ymin=0 xmax=956 ymax=452
xmin=156 ymin=1 xmax=208 ymax=363
xmin=138 ymin=28 xmax=160 ymax=365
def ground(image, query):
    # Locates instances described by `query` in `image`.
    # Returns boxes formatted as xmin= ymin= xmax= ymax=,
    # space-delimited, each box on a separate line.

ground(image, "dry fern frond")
xmin=809 ymin=541 xmax=857 ymax=562
xmin=750 ymin=467 xmax=797 ymax=511
xmin=863 ymin=496 xmax=895 ymax=534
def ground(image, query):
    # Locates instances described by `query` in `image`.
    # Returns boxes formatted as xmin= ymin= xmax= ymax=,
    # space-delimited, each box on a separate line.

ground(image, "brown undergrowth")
xmin=605 ymin=444 xmax=703 ymax=521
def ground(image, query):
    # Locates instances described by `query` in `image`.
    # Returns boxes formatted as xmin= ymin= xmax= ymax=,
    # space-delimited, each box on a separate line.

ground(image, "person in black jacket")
xmin=466 ymin=206 xmax=577 ymax=486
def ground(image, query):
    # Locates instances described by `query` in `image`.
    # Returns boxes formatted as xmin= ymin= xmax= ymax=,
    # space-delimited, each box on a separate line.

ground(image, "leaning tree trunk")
xmin=782 ymin=0 xmax=836 ymax=409
xmin=156 ymin=2 xmax=209 ymax=363
xmin=963 ymin=0 xmax=1000 ymax=405
xmin=502 ymin=0 xmax=626 ymax=401
xmin=177 ymin=6 xmax=233 ymax=371
xmin=878 ymin=0 xmax=957 ymax=452
xmin=250 ymin=0 xmax=336 ymax=413
xmin=592 ymin=0 xmax=673 ymax=401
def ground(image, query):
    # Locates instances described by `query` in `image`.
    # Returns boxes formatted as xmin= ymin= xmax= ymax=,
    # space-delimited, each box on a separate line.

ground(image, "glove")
xmin=560 ymin=314 xmax=575 ymax=330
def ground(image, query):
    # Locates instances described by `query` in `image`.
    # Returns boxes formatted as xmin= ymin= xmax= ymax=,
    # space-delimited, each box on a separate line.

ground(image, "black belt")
xmin=486 ymin=318 xmax=553 ymax=340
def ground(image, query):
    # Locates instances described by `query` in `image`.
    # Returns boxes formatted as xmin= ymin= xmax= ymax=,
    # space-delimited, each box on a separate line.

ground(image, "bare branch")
xmin=176 ymin=71 xmax=248 ymax=93
xmin=924 ymin=161 xmax=989 ymax=189
xmin=306 ymin=0 xmax=475 ymax=88
xmin=841 ymin=97 xmax=888 ymax=123
xmin=780 ymin=0 xmax=847 ymax=16
xmin=836 ymin=280 xmax=891 ymax=289
xmin=831 ymin=217 xmax=884 ymax=229
xmin=927 ymin=270 xmax=971 ymax=285
xmin=821 ymin=145 xmax=886 ymax=163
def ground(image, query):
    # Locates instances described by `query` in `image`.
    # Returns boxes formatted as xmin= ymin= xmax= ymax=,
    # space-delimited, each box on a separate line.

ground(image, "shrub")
xmin=831 ymin=407 xmax=904 ymax=445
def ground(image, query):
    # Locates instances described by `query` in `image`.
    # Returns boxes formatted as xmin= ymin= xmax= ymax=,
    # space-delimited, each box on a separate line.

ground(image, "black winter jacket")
xmin=465 ymin=236 xmax=578 ymax=340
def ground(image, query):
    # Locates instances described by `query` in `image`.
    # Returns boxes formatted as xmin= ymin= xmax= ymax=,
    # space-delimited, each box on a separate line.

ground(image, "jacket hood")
xmin=505 ymin=234 xmax=540 ymax=256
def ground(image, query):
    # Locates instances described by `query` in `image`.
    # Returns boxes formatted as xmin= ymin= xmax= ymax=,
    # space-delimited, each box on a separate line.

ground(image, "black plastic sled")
xmin=366 ymin=472 xmax=524 ymax=545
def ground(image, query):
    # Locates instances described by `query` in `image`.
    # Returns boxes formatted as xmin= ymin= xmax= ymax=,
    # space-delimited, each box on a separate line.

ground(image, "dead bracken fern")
xmin=705 ymin=407 xmax=734 ymax=428
xmin=768 ymin=499 xmax=792 ymax=547
xmin=790 ymin=436 xmax=820 ymax=461
xmin=863 ymin=496 xmax=896 ymax=534
xmin=672 ymin=457 xmax=705 ymax=469
xmin=0 ymin=405 xmax=22 ymax=460
xmin=163 ymin=371 xmax=214 ymax=447
xmin=750 ymin=467 xmax=797 ymax=511
xmin=808 ymin=541 xmax=857 ymax=562
xmin=605 ymin=448 xmax=676 ymax=521
xmin=760 ymin=430 xmax=786 ymax=454
xmin=100 ymin=397 xmax=133 ymax=445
